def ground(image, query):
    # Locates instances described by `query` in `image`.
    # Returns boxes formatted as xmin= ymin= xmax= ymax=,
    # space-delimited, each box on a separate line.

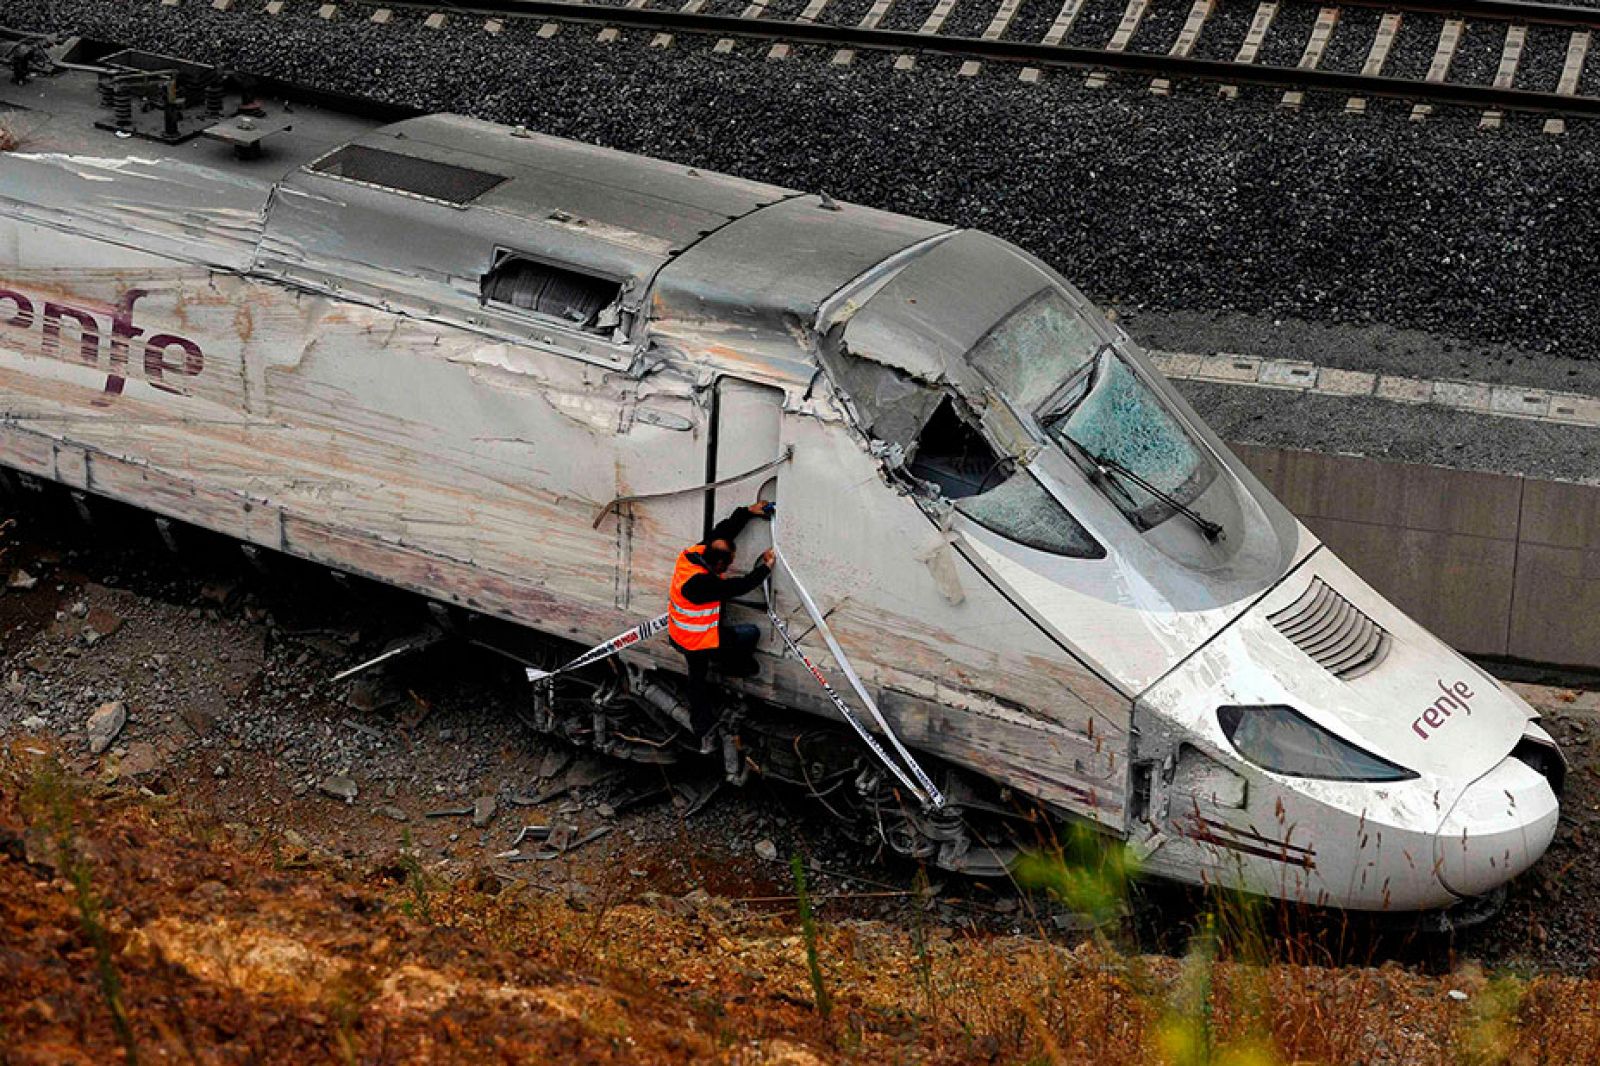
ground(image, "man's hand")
xmin=748 ymin=500 xmax=776 ymax=518
xmin=758 ymin=548 xmax=776 ymax=570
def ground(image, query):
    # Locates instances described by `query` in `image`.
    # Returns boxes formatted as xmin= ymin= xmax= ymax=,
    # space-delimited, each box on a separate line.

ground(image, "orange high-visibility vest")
xmin=668 ymin=545 xmax=721 ymax=651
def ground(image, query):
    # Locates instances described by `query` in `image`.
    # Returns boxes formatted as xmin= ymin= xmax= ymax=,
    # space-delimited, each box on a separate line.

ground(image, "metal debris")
xmin=341 ymin=716 xmax=383 ymax=740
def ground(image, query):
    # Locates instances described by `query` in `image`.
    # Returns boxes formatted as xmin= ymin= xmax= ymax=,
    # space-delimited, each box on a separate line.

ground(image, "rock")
xmin=20 ymin=714 xmax=47 ymax=731
xmin=7 ymin=569 xmax=37 ymax=591
xmin=376 ymin=805 xmax=410 ymax=823
xmin=83 ymin=606 xmax=124 ymax=642
xmin=319 ymin=775 xmax=358 ymax=803
xmin=198 ymin=580 xmax=237 ymax=608
xmin=179 ymin=705 xmax=217 ymax=737
xmin=1447 ymin=989 xmax=1469 ymax=1002
xmin=472 ymin=796 xmax=497 ymax=828
xmin=754 ymin=839 xmax=778 ymax=862
xmin=86 ymin=701 xmax=127 ymax=755
xmin=537 ymin=749 xmax=572 ymax=781
xmin=190 ymin=880 xmax=229 ymax=904
xmin=213 ymin=764 xmax=228 ymax=779
xmin=345 ymin=681 xmax=380 ymax=714
xmin=118 ymin=741 xmax=161 ymax=778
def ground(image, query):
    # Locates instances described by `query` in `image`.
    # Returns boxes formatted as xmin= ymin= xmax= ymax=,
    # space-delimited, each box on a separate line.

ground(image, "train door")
xmin=707 ymin=376 xmax=784 ymax=645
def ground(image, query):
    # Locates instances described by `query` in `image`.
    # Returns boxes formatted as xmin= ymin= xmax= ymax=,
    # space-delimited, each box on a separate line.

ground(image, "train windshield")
xmin=969 ymin=289 xmax=1217 ymax=531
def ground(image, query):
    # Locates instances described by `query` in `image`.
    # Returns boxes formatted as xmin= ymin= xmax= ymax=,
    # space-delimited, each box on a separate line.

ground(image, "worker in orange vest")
xmin=668 ymin=499 xmax=776 ymax=743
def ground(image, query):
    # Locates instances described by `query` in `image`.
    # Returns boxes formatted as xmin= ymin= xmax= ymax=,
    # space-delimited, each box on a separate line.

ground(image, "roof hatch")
xmin=308 ymin=144 xmax=507 ymax=205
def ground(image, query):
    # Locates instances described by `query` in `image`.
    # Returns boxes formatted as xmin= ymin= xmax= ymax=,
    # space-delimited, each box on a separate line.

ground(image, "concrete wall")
xmin=1234 ymin=444 xmax=1600 ymax=671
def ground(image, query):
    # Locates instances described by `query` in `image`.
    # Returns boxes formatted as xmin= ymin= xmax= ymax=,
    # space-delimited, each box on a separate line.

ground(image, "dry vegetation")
xmin=4 ymin=741 xmax=1600 ymax=1064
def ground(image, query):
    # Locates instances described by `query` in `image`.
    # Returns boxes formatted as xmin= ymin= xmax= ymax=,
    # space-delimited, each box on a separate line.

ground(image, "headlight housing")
xmin=1218 ymin=705 xmax=1417 ymax=782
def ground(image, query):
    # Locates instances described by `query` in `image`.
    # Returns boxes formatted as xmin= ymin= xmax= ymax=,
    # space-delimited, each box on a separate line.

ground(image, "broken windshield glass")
xmin=905 ymin=398 xmax=1103 ymax=559
xmin=1044 ymin=351 xmax=1216 ymax=531
xmin=961 ymin=286 xmax=1217 ymax=533
xmin=956 ymin=472 xmax=1105 ymax=559
xmin=969 ymin=289 xmax=1102 ymax=411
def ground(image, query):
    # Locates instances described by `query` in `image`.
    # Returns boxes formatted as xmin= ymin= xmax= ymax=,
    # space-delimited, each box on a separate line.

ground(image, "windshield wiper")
xmin=1078 ymin=446 xmax=1225 ymax=542
xmin=1038 ymin=345 xmax=1108 ymax=428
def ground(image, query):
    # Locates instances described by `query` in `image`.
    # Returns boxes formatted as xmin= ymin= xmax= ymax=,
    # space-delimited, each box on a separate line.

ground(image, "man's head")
xmin=703 ymin=539 xmax=735 ymax=574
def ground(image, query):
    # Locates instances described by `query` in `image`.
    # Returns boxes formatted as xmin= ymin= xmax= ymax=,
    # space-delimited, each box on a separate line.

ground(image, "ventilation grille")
xmin=1268 ymin=578 xmax=1391 ymax=680
xmin=309 ymin=145 xmax=506 ymax=205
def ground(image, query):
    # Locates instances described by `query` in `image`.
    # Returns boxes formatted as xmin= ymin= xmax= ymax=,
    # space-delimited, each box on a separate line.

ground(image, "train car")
xmin=0 ymin=33 xmax=1563 ymax=913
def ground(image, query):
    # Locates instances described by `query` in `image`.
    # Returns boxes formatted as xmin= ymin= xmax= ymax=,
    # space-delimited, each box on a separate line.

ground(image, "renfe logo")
xmin=1411 ymin=678 xmax=1476 ymax=740
xmin=0 ymin=286 xmax=205 ymax=399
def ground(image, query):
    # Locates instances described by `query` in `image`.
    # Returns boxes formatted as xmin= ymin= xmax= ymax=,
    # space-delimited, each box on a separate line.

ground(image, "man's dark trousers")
xmin=680 ymin=623 xmax=760 ymax=737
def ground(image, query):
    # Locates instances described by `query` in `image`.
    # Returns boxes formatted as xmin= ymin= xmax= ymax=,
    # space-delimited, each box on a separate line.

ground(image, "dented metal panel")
xmin=649 ymin=194 xmax=948 ymax=375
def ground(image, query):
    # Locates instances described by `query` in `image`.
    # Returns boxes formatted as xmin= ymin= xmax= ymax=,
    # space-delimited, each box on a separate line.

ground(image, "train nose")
xmin=1435 ymin=744 xmax=1561 ymax=899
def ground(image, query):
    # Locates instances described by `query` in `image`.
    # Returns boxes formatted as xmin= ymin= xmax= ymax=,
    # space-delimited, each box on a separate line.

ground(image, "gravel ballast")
xmin=1318 ymin=7 xmax=1383 ymax=74
xmin=1517 ymin=24 xmax=1571 ymax=92
xmin=5 ymin=0 xmax=1600 ymax=371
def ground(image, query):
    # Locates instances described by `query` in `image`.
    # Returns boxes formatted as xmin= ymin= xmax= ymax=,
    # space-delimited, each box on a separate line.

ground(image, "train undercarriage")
xmin=0 ymin=468 xmax=1038 ymax=878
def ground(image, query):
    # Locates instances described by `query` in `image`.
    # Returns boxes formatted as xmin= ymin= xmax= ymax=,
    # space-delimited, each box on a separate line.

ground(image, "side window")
xmin=481 ymin=251 xmax=625 ymax=337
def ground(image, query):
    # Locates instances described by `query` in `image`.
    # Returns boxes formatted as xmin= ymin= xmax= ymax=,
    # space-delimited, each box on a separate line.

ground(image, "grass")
xmin=21 ymin=759 xmax=140 ymax=1066
xmin=792 ymin=851 xmax=833 ymax=1024
xmin=8 ymin=746 xmax=1600 ymax=1062
xmin=396 ymin=828 xmax=432 ymax=924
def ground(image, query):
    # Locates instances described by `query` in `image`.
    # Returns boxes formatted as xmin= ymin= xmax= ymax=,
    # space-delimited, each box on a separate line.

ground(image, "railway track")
xmin=314 ymin=0 xmax=1600 ymax=122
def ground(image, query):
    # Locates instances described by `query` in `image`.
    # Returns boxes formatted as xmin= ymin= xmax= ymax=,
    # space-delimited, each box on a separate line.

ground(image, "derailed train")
xmin=0 ymin=35 xmax=1563 ymax=914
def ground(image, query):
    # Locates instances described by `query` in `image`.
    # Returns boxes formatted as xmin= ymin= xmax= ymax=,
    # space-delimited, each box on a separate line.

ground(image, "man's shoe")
xmin=718 ymin=658 xmax=760 ymax=679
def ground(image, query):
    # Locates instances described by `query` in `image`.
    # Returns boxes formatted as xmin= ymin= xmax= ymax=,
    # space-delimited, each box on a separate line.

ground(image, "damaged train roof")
xmin=0 ymin=48 xmax=952 ymax=382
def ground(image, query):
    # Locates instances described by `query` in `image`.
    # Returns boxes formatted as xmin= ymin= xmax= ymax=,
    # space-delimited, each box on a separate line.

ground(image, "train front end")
xmin=1136 ymin=548 xmax=1563 ymax=912
xmin=824 ymin=229 xmax=1562 ymax=913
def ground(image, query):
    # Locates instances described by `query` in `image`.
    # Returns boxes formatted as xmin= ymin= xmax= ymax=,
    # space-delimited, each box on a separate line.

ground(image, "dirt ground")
xmin=2 ymin=496 xmax=1599 ymax=1062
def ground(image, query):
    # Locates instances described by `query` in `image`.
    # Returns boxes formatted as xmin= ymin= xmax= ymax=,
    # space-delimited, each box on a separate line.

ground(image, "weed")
xmin=909 ymin=866 xmax=937 ymax=1032
xmin=791 ymin=852 xmax=832 ymax=1023
xmin=1014 ymin=823 xmax=1141 ymax=940
xmin=21 ymin=760 xmax=140 ymax=1065
xmin=397 ymin=828 xmax=432 ymax=924
xmin=1457 ymin=974 xmax=1525 ymax=1066
xmin=327 ymin=975 xmax=377 ymax=1066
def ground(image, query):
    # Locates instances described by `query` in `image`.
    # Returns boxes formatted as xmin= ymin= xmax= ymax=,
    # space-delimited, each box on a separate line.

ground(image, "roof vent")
xmin=309 ymin=144 xmax=506 ymax=205
xmin=1268 ymin=578 xmax=1390 ymax=680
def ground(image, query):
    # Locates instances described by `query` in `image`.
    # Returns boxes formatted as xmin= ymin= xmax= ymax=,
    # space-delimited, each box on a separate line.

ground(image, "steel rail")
xmin=398 ymin=0 xmax=1600 ymax=116
xmin=463 ymin=0 xmax=1600 ymax=29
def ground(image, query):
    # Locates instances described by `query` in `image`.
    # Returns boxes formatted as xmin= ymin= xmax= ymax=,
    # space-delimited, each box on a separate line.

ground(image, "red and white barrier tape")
xmin=524 ymin=613 xmax=669 ymax=683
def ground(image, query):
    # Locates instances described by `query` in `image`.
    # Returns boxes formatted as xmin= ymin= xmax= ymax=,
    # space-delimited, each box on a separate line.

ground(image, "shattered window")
xmin=969 ymin=289 xmax=1102 ymax=411
xmin=1046 ymin=352 xmax=1215 ymax=531
xmin=907 ymin=399 xmax=1001 ymax=499
xmin=957 ymin=472 xmax=1105 ymax=559
xmin=907 ymin=399 xmax=1103 ymax=559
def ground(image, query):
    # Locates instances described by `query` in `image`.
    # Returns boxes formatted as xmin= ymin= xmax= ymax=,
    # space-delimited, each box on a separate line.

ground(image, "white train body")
xmin=0 ymin=46 xmax=1560 ymax=911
